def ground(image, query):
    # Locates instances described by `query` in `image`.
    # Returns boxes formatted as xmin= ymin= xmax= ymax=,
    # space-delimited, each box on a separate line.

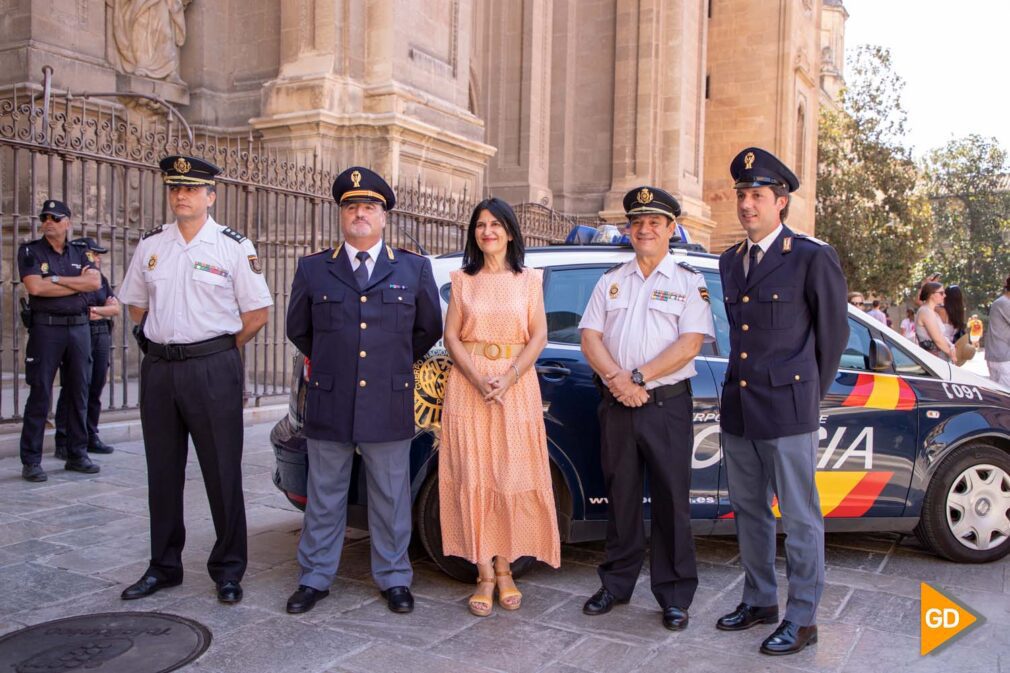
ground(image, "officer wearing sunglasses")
xmin=17 ymin=199 xmax=103 ymax=482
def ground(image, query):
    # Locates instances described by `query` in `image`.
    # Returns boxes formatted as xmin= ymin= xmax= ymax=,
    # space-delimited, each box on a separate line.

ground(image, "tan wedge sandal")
xmin=495 ymin=570 xmax=522 ymax=610
xmin=468 ymin=576 xmax=496 ymax=617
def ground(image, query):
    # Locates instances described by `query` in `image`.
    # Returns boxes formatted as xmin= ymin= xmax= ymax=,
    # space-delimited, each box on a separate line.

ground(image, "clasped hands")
xmin=474 ymin=373 xmax=514 ymax=406
xmin=604 ymin=369 xmax=649 ymax=407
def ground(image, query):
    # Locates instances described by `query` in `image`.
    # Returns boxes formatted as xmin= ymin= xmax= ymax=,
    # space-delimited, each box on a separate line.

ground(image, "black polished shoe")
xmin=54 ymin=446 xmax=68 ymax=460
xmin=217 ymin=580 xmax=243 ymax=604
xmin=716 ymin=603 xmax=780 ymax=631
xmin=22 ymin=464 xmax=48 ymax=482
xmin=582 ymin=587 xmax=628 ymax=616
xmin=65 ymin=457 xmax=100 ymax=474
xmin=286 ymin=585 xmax=329 ymax=614
xmin=88 ymin=438 xmax=115 ymax=454
xmin=662 ymin=606 xmax=689 ymax=631
xmin=380 ymin=586 xmax=414 ymax=614
xmin=760 ymin=621 xmax=818 ymax=655
xmin=121 ymin=574 xmax=182 ymax=600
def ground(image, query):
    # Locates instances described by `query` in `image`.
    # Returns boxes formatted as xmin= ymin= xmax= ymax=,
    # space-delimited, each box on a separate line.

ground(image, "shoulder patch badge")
xmin=141 ymin=225 xmax=165 ymax=240
xmin=248 ymin=255 xmax=263 ymax=274
xmin=699 ymin=287 xmax=710 ymax=303
xmin=85 ymin=251 xmax=96 ymax=263
xmin=677 ymin=260 xmax=700 ymax=274
xmin=222 ymin=227 xmax=247 ymax=244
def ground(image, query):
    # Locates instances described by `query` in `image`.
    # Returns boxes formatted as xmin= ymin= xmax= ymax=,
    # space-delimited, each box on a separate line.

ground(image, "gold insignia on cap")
xmin=173 ymin=157 xmax=191 ymax=174
xmin=350 ymin=170 xmax=362 ymax=188
xmin=609 ymin=283 xmax=620 ymax=299
xmin=147 ymin=254 xmax=158 ymax=270
xmin=743 ymin=152 xmax=755 ymax=170
xmin=637 ymin=188 xmax=653 ymax=205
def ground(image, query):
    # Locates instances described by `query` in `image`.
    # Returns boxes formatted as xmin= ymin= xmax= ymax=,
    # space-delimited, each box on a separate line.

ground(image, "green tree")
xmin=816 ymin=46 xmax=933 ymax=300
xmin=924 ymin=135 xmax=1010 ymax=316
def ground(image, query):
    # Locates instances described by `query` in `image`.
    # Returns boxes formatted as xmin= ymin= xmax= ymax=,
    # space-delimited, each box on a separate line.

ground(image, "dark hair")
xmin=770 ymin=184 xmax=791 ymax=222
xmin=1004 ymin=275 xmax=1010 ymax=292
xmin=945 ymin=285 xmax=966 ymax=333
xmin=462 ymin=197 xmax=525 ymax=275
xmin=919 ymin=281 xmax=942 ymax=302
xmin=906 ymin=308 xmax=914 ymax=318
xmin=872 ymin=299 xmax=880 ymax=308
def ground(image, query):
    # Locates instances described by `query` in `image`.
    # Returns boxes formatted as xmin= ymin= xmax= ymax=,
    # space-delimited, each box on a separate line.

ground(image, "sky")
xmin=841 ymin=0 xmax=1009 ymax=157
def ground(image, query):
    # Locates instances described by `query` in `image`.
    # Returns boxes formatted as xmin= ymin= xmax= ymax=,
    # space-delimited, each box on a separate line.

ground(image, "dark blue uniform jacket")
xmin=18 ymin=238 xmax=96 ymax=314
xmin=286 ymin=242 xmax=442 ymax=443
xmin=718 ymin=226 xmax=849 ymax=440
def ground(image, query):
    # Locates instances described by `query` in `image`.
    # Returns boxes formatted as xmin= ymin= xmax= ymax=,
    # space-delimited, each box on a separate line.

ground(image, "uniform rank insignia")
xmin=782 ymin=236 xmax=793 ymax=253
xmin=147 ymin=254 xmax=157 ymax=270
xmin=248 ymin=255 xmax=262 ymax=274
xmin=609 ymin=283 xmax=620 ymax=299
xmin=651 ymin=290 xmax=685 ymax=302
xmin=194 ymin=261 xmax=230 ymax=278
xmin=40 ymin=262 xmax=49 ymax=274
xmin=699 ymin=287 xmax=710 ymax=303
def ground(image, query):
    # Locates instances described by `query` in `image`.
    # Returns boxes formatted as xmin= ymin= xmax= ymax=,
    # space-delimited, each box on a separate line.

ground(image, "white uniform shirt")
xmin=343 ymin=239 xmax=384 ymax=281
xmin=579 ymin=253 xmax=716 ymax=389
xmin=118 ymin=216 xmax=273 ymax=344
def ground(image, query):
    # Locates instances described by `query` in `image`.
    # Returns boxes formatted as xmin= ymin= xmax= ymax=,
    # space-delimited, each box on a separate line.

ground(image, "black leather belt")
xmin=33 ymin=313 xmax=88 ymax=326
xmin=148 ymin=334 xmax=236 ymax=361
xmin=601 ymin=378 xmax=692 ymax=404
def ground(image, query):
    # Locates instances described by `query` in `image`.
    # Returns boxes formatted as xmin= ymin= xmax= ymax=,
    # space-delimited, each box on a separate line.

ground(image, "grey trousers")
xmin=723 ymin=430 xmax=824 ymax=626
xmin=297 ymin=437 xmax=413 ymax=591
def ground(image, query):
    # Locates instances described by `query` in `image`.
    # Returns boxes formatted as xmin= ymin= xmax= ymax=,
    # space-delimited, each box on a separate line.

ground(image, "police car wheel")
xmin=414 ymin=473 xmax=536 ymax=583
xmin=915 ymin=443 xmax=1010 ymax=563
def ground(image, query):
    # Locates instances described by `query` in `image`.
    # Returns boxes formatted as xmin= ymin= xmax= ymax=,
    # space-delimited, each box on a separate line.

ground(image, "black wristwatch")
xmin=631 ymin=368 xmax=646 ymax=386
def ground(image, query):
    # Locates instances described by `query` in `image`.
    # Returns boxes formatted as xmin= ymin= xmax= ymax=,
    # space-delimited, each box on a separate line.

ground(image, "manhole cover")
xmin=0 ymin=612 xmax=211 ymax=673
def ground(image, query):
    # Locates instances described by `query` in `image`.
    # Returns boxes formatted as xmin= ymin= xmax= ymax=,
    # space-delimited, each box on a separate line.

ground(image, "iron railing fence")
xmin=0 ymin=73 xmax=603 ymax=423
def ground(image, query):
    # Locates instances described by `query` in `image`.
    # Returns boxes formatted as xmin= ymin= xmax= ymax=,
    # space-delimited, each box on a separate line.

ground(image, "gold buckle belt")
xmin=463 ymin=341 xmax=524 ymax=360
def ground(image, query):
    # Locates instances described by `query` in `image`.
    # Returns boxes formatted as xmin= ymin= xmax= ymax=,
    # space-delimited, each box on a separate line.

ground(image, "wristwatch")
xmin=50 ymin=275 xmax=61 ymax=285
xmin=631 ymin=368 xmax=646 ymax=386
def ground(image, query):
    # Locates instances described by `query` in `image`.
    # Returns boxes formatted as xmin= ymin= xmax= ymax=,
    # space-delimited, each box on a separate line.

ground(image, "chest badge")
xmin=609 ymin=283 xmax=620 ymax=299
xmin=147 ymin=254 xmax=158 ymax=270
xmin=40 ymin=262 xmax=49 ymax=274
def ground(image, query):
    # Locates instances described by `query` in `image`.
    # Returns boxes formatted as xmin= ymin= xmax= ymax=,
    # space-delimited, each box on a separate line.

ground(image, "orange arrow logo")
xmin=920 ymin=583 xmax=980 ymax=655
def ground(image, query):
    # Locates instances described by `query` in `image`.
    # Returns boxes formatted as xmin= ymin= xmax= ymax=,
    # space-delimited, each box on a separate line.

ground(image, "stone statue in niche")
xmin=107 ymin=0 xmax=191 ymax=83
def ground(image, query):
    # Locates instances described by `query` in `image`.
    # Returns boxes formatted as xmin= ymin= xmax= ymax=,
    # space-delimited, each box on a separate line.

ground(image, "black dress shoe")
xmin=286 ymin=585 xmax=329 ymax=614
xmin=381 ymin=586 xmax=414 ymax=614
xmin=716 ymin=603 xmax=780 ymax=631
xmin=582 ymin=587 xmax=628 ymax=616
xmin=22 ymin=464 xmax=48 ymax=482
xmin=760 ymin=621 xmax=818 ymax=655
xmin=65 ymin=457 xmax=100 ymax=474
xmin=88 ymin=438 xmax=115 ymax=454
xmin=662 ymin=606 xmax=689 ymax=631
xmin=217 ymin=580 xmax=243 ymax=604
xmin=121 ymin=574 xmax=182 ymax=600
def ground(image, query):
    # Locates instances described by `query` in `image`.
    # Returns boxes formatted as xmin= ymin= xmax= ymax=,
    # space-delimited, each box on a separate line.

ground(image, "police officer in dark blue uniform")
xmin=715 ymin=148 xmax=848 ymax=655
xmin=285 ymin=166 xmax=442 ymax=615
xmin=54 ymin=237 xmax=119 ymax=459
xmin=18 ymin=199 xmax=102 ymax=482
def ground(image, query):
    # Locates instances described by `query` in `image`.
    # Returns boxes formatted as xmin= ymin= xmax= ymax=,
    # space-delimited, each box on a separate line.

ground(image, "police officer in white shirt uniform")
xmin=117 ymin=155 xmax=272 ymax=605
xmin=579 ymin=186 xmax=715 ymax=632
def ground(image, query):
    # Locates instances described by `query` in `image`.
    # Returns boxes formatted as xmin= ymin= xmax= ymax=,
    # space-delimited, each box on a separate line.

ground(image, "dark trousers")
xmin=597 ymin=389 xmax=698 ymax=609
xmin=55 ymin=324 xmax=110 ymax=448
xmin=19 ymin=323 xmax=92 ymax=465
xmin=140 ymin=346 xmax=247 ymax=584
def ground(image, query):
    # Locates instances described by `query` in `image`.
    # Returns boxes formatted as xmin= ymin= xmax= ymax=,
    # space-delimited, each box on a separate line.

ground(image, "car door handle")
xmin=536 ymin=363 xmax=571 ymax=380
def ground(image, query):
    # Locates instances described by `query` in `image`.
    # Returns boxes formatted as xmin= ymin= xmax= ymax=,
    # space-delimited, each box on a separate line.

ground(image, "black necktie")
xmin=746 ymin=244 xmax=760 ymax=281
xmin=354 ymin=250 xmax=370 ymax=288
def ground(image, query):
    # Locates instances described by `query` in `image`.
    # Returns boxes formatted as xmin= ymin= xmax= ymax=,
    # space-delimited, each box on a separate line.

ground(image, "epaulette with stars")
xmin=141 ymin=225 xmax=165 ymax=240
xmin=221 ymin=227 xmax=248 ymax=244
xmin=677 ymin=261 xmax=700 ymax=274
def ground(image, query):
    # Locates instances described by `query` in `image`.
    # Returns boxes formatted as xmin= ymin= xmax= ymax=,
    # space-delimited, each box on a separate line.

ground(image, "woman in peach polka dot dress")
xmin=439 ymin=197 xmax=561 ymax=617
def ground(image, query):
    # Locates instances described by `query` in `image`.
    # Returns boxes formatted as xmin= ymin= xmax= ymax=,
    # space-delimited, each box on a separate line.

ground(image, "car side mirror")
xmin=868 ymin=338 xmax=894 ymax=372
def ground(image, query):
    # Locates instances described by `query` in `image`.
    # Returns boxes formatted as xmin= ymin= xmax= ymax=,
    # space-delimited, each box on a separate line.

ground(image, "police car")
xmin=272 ymin=232 xmax=1010 ymax=581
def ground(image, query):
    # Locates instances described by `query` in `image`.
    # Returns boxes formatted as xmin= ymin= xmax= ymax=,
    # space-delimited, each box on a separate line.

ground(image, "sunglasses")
xmin=39 ymin=214 xmax=65 ymax=223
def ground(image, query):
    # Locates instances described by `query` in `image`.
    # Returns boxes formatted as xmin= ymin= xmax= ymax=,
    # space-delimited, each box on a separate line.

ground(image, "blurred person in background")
xmin=985 ymin=276 xmax=1010 ymax=387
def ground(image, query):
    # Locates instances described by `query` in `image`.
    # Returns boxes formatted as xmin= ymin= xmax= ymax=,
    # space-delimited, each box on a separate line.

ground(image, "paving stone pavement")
xmin=1 ymin=421 xmax=1008 ymax=673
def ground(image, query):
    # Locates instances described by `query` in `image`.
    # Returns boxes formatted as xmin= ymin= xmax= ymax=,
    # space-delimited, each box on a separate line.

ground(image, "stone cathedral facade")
xmin=0 ymin=0 xmax=846 ymax=249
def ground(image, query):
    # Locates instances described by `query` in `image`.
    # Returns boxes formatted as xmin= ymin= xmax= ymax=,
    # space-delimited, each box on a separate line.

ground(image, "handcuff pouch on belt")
xmin=19 ymin=298 xmax=31 ymax=329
